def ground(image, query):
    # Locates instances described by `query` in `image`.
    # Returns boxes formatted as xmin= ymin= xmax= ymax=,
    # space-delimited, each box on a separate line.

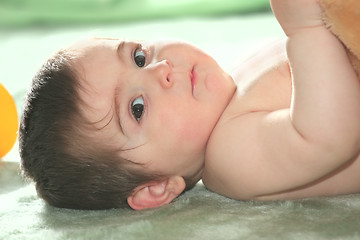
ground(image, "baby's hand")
xmin=270 ymin=0 xmax=323 ymax=36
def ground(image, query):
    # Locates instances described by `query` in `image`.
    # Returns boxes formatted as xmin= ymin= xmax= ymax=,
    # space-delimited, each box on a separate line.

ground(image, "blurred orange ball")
xmin=0 ymin=83 xmax=18 ymax=158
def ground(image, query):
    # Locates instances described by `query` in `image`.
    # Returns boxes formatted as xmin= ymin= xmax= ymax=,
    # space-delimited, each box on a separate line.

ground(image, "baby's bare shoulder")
xmin=203 ymin=110 xmax=270 ymax=199
xmin=203 ymin=114 xmax=360 ymax=200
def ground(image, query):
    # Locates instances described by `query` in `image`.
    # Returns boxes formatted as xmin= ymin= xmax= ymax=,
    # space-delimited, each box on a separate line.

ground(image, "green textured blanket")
xmin=1 ymin=161 xmax=360 ymax=240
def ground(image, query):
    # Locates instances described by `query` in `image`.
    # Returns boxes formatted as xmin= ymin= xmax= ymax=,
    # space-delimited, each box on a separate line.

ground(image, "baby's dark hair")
xmin=19 ymin=50 xmax=197 ymax=210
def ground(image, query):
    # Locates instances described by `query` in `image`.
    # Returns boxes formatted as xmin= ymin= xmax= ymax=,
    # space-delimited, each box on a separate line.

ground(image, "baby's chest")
xmin=202 ymin=48 xmax=295 ymax=194
xmin=229 ymin=60 xmax=292 ymax=116
xmin=202 ymin=62 xmax=293 ymax=198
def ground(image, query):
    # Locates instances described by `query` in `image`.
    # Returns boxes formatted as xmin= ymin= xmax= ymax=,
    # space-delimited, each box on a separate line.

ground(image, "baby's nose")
xmin=151 ymin=60 xmax=172 ymax=89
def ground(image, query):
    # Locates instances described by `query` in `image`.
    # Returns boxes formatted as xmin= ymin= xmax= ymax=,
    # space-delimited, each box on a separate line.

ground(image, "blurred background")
xmin=0 ymin=0 xmax=271 ymax=28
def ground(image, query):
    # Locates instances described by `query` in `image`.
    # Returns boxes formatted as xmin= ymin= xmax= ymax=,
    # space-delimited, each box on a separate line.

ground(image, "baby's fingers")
xmin=271 ymin=0 xmax=323 ymax=36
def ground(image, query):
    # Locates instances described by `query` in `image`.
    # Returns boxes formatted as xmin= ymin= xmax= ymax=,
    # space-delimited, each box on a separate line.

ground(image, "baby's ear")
xmin=127 ymin=176 xmax=185 ymax=210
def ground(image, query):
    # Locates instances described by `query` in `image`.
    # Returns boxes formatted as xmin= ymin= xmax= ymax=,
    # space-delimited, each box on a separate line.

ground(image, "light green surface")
xmin=0 ymin=0 xmax=270 ymax=28
xmin=1 ymin=12 xmax=360 ymax=240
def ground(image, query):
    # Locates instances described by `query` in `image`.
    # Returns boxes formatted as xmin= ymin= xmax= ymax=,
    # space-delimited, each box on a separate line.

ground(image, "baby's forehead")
xmin=68 ymin=38 xmax=117 ymax=55
xmin=64 ymin=39 xmax=110 ymax=71
xmin=66 ymin=41 xmax=97 ymax=60
xmin=66 ymin=38 xmax=120 ymax=110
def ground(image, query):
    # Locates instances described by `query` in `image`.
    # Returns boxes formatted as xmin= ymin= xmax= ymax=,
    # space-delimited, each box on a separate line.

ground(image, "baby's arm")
xmin=272 ymin=0 xmax=360 ymax=175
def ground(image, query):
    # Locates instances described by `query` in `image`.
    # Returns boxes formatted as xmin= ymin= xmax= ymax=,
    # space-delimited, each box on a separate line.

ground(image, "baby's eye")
xmin=131 ymin=96 xmax=144 ymax=122
xmin=134 ymin=47 xmax=146 ymax=68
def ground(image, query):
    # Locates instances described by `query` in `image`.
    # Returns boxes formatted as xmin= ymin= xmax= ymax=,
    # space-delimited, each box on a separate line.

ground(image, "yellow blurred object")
xmin=0 ymin=83 xmax=18 ymax=158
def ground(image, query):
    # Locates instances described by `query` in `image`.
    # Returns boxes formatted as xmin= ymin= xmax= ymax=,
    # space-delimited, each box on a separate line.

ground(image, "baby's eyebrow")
xmin=114 ymin=85 xmax=126 ymax=137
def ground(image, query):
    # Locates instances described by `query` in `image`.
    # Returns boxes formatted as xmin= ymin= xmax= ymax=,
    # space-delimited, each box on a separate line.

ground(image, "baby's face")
xmin=71 ymin=38 xmax=235 ymax=179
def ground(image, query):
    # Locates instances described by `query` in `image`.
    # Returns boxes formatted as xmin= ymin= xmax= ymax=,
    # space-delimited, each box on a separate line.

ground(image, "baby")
xmin=19 ymin=0 xmax=360 ymax=210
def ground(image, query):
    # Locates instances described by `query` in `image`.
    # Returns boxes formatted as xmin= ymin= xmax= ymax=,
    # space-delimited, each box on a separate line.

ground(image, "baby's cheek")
xmin=205 ymin=72 xmax=228 ymax=94
xmin=158 ymin=111 xmax=205 ymax=146
xmin=178 ymin=116 xmax=211 ymax=150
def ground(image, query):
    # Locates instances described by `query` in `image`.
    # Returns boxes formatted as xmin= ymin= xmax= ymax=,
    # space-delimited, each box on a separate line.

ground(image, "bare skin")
xmin=202 ymin=0 xmax=360 ymax=201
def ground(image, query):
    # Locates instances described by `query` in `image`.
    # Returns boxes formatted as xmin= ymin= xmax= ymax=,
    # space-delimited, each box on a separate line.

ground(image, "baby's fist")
xmin=270 ymin=0 xmax=323 ymax=36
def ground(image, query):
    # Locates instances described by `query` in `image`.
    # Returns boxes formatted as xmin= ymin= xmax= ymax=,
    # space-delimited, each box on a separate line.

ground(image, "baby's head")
xmin=19 ymin=38 xmax=235 ymax=210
